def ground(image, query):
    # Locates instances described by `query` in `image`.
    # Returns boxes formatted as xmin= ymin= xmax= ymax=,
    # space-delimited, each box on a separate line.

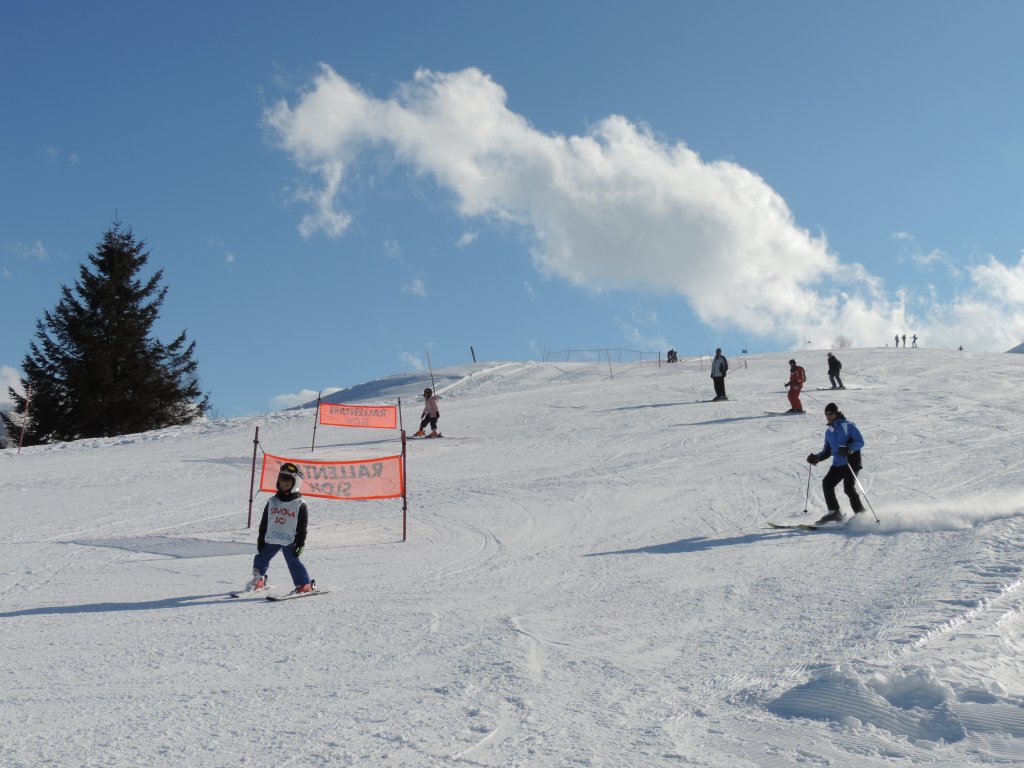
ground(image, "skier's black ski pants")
xmin=822 ymin=463 xmax=864 ymax=513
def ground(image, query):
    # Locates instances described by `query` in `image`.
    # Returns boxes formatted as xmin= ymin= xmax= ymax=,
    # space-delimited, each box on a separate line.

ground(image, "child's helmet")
xmin=424 ymin=388 xmax=432 ymax=397
xmin=276 ymin=461 xmax=303 ymax=493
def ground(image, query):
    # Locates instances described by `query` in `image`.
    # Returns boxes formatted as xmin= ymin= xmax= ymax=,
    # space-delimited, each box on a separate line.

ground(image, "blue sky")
xmin=3 ymin=2 xmax=1024 ymax=417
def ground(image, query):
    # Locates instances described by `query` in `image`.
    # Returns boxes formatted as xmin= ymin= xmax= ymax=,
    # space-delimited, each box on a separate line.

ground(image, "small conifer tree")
xmin=1 ymin=223 xmax=209 ymax=445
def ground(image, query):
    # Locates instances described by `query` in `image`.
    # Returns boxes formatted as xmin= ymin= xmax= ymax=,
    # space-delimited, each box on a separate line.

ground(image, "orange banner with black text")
xmin=260 ymin=451 xmax=405 ymax=501
xmin=319 ymin=402 xmax=398 ymax=430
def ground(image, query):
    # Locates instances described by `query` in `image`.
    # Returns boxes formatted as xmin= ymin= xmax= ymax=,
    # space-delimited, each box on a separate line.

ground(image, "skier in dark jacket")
xmin=710 ymin=348 xmax=728 ymax=401
xmin=244 ymin=462 xmax=316 ymax=594
xmin=806 ymin=403 xmax=864 ymax=524
xmin=826 ymin=352 xmax=845 ymax=390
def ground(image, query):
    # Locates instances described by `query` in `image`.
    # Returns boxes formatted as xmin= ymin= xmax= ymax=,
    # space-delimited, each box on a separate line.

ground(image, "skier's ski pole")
xmin=848 ymin=464 xmax=880 ymax=524
xmin=803 ymin=462 xmax=813 ymax=514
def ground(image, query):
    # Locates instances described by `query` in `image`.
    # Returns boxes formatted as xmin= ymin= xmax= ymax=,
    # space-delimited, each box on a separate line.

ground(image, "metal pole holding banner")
xmin=247 ymin=426 xmax=260 ymax=529
xmin=311 ymin=390 xmax=322 ymax=452
xmin=403 ymin=430 xmax=411 ymax=544
xmin=17 ymin=384 xmax=32 ymax=454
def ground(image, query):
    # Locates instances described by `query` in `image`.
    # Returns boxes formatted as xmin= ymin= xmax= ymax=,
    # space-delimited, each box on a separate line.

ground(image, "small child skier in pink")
xmin=414 ymin=387 xmax=441 ymax=437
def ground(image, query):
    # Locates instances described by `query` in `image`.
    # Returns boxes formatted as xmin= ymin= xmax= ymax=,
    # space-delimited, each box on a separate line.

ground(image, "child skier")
xmin=806 ymin=403 xmax=865 ymax=524
xmin=414 ymin=387 xmax=441 ymax=437
xmin=243 ymin=462 xmax=316 ymax=595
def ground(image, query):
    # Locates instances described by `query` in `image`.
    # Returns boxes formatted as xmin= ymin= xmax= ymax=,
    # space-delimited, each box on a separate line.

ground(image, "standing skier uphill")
xmin=785 ymin=359 xmax=806 ymax=413
xmin=710 ymin=348 xmax=729 ymax=401
xmin=414 ymin=387 xmax=441 ymax=437
xmin=806 ymin=403 xmax=865 ymax=524
xmin=244 ymin=462 xmax=316 ymax=595
xmin=826 ymin=352 xmax=845 ymax=390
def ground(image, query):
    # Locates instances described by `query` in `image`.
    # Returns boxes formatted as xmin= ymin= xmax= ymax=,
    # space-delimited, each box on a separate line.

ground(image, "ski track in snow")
xmin=2 ymin=349 xmax=1024 ymax=766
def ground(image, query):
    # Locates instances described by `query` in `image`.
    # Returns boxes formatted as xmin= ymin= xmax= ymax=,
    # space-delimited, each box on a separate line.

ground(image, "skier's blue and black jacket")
xmin=813 ymin=417 xmax=864 ymax=468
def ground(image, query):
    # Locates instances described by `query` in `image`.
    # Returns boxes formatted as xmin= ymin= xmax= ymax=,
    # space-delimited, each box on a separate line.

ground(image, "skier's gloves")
xmin=292 ymin=544 xmax=304 ymax=557
xmin=838 ymin=446 xmax=849 ymax=457
xmin=806 ymin=453 xmax=820 ymax=465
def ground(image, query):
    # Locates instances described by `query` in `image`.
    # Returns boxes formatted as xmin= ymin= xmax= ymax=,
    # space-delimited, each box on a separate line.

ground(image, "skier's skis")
xmin=766 ymin=521 xmax=820 ymax=531
xmin=266 ymin=586 xmax=328 ymax=601
xmin=766 ymin=519 xmax=847 ymax=532
xmin=228 ymin=586 xmax=269 ymax=599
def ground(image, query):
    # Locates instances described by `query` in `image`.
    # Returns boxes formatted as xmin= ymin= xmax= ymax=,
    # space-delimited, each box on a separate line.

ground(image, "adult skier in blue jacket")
xmin=806 ymin=403 xmax=865 ymax=524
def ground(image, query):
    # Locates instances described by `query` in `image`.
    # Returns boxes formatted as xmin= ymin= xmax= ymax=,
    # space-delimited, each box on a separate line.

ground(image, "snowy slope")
xmin=2 ymin=348 xmax=1024 ymax=767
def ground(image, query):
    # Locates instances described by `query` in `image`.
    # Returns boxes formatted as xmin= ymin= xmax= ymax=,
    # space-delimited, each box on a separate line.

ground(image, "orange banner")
xmin=319 ymin=402 xmax=398 ymax=429
xmin=261 ymin=452 xmax=405 ymax=501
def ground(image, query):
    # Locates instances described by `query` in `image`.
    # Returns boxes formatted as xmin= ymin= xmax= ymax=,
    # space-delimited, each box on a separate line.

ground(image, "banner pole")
xmin=17 ymin=384 xmax=31 ymax=454
xmin=247 ymin=426 xmax=260 ymax=529
xmin=398 ymin=397 xmax=404 ymax=432
xmin=401 ymin=429 xmax=408 ymax=542
xmin=311 ymin=390 xmax=322 ymax=452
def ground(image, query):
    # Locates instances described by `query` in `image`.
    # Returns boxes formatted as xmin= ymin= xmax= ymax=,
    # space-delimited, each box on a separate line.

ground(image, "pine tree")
xmin=1 ymin=223 xmax=209 ymax=445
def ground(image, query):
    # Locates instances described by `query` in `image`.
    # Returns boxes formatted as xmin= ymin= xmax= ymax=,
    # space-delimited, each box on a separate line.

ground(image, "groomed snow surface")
xmin=3 ymin=348 xmax=1024 ymax=767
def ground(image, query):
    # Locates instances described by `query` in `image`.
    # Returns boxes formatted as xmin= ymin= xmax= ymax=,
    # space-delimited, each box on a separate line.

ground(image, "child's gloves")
xmin=292 ymin=544 xmax=304 ymax=557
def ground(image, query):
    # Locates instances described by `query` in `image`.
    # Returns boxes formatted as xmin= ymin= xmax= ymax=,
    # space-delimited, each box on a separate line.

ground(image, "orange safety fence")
xmin=260 ymin=452 xmax=405 ymax=501
xmin=319 ymin=402 xmax=398 ymax=429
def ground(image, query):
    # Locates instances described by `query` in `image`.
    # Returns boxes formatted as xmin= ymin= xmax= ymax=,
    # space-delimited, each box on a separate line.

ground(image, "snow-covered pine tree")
xmin=1 ymin=222 xmax=209 ymax=446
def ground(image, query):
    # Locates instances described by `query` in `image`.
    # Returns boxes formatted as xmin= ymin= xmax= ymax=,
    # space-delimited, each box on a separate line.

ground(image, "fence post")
xmin=247 ymin=426 xmax=260 ymax=529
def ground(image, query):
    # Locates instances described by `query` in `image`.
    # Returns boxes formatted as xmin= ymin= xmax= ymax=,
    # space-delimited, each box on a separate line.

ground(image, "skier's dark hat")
xmin=824 ymin=403 xmax=838 ymax=414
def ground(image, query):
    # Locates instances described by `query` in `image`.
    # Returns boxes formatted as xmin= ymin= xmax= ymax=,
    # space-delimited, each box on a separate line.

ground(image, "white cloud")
xmin=892 ymin=231 xmax=960 ymax=277
xmin=1 ymin=366 xmax=23 ymax=409
xmin=266 ymin=66 xmax=1024 ymax=352
xmin=614 ymin=307 xmax=668 ymax=352
xmin=400 ymin=352 xmax=424 ymax=371
xmin=42 ymin=147 xmax=78 ymax=165
xmin=402 ymin=278 xmax=426 ymax=297
xmin=456 ymin=231 xmax=479 ymax=248
xmin=207 ymin=236 xmax=237 ymax=265
xmin=7 ymin=240 xmax=48 ymax=261
xmin=270 ymin=389 xmax=322 ymax=410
